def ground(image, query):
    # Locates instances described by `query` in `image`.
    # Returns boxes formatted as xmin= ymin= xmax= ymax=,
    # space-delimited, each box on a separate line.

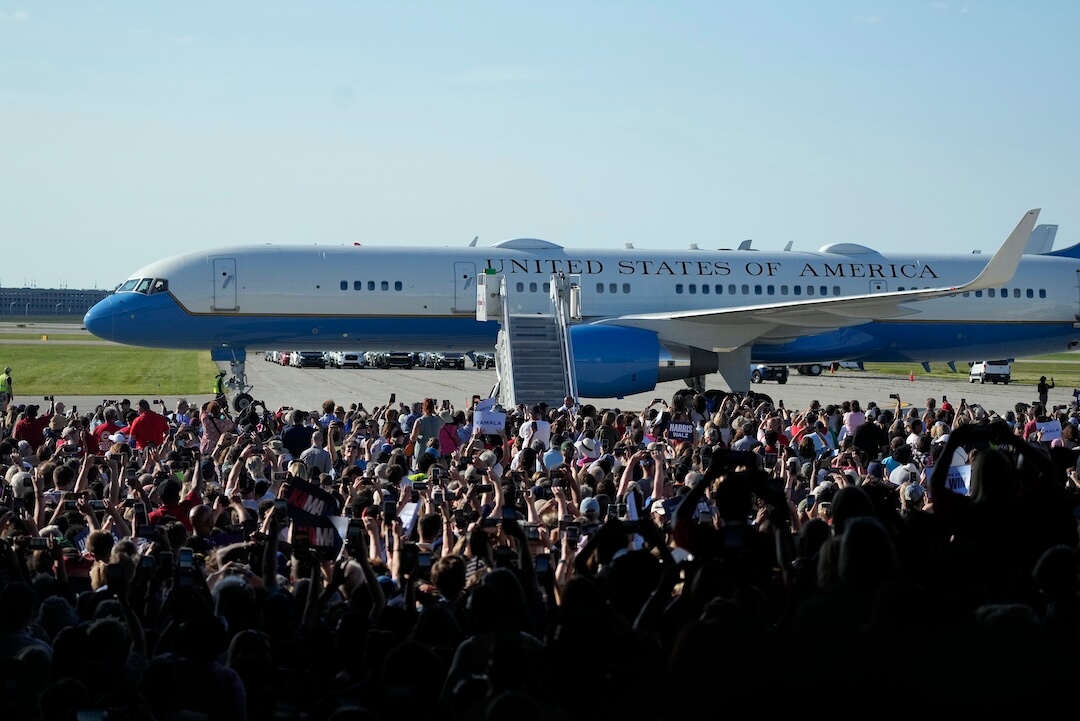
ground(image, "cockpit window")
xmin=117 ymin=279 xmax=139 ymax=292
xmin=135 ymin=278 xmax=153 ymax=294
xmin=150 ymin=279 xmax=168 ymax=294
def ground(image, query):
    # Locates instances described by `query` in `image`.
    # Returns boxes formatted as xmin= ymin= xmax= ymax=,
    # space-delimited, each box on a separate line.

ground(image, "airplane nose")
xmin=83 ymin=295 xmax=116 ymax=341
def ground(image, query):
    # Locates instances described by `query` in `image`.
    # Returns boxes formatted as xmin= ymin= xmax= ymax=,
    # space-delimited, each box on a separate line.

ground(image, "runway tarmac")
xmin=54 ymin=357 xmax=1068 ymax=420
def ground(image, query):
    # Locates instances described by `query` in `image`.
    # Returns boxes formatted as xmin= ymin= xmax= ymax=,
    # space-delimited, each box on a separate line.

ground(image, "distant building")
xmin=0 ymin=287 xmax=110 ymax=319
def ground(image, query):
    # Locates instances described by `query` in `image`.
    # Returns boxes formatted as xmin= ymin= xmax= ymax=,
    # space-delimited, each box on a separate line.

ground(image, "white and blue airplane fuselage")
xmin=83 ymin=210 xmax=1080 ymax=397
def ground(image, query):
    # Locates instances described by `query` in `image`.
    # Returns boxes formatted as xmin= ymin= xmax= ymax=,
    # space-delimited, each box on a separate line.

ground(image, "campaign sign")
xmin=474 ymin=409 xmax=507 ymax=433
xmin=668 ymin=422 xmax=694 ymax=442
xmin=945 ymin=464 xmax=971 ymax=496
xmin=1036 ymin=419 xmax=1062 ymax=443
xmin=285 ymin=478 xmax=343 ymax=556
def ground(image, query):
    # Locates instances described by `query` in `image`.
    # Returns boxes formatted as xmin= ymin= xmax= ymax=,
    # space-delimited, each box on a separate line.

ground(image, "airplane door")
xmin=869 ymin=280 xmax=887 ymax=293
xmin=213 ymin=258 xmax=238 ymax=311
xmin=453 ymin=262 xmax=476 ymax=314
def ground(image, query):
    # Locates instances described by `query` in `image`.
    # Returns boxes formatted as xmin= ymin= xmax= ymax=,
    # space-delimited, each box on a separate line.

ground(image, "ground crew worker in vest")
xmin=213 ymin=369 xmax=228 ymax=407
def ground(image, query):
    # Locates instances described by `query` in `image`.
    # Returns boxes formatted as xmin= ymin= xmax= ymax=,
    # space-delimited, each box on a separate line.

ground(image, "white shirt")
xmin=518 ymin=419 xmax=551 ymax=450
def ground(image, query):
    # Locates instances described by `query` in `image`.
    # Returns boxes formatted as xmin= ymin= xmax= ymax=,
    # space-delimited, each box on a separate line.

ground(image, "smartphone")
xmin=389 ymin=393 xmax=396 ymax=403
xmin=106 ymin=563 xmax=125 ymax=590
xmin=273 ymin=499 xmax=288 ymax=520
xmin=273 ymin=471 xmax=288 ymax=482
xmin=564 ymin=524 xmax=580 ymax=543
xmin=382 ymin=499 xmax=397 ymax=522
xmin=158 ymin=550 xmax=173 ymax=568
xmin=89 ymin=499 xmax=106 ymax=511
xmin=471 ymin=394 xmax=481 ymax=409
xmin=346 ymin=519 xmax=364 ymax=551
xmin=524 ymin=524 xmax=541 ymax=542
xmin=29 ymin=537 xmax=50 ymax=550
xmin=63 ymin=500 xmax=79 ymax=512
xmin=482 ymin=516 xmax=500 ymax=528
xmin=432 ymin=488 xmax=444 ymax=504
xmin=475 ymin=483 xmax=494 ymax=494
xmin=122 ymin=498 xmax=137 ymax=508
xmin=134 ymin=502 xmax=149 ymax=527
xmin=140 ymin=555 xmax=156 ymax=570
xmin=417 ymin=551 xmax=432 ymax=572
xmin=764 ymin=452 xmax=778 ymax=469
xmin=534 ymin=555 xmax=551 ymax=574
xmin=177 ymin=547 xmax=194 ymax=570
xmin=412 ymin=481 xmax=428 ymax=492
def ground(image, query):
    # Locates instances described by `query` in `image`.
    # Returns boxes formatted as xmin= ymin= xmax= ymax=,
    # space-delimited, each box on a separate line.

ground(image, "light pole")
xmin=55 ymin=303 xmax=62 ymax=316
xmin=24 ymin=303 xmax=29 ymax=317
xmin=7 ymin=302 xmax=13 ymax=316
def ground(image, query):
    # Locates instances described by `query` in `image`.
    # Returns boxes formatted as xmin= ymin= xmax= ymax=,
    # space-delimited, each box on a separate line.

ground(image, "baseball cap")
xmin=579 ymin=496 xmax=600 ymax=517
xmin=109 ymin=432 xmax=127 ymax=443
xmin=902 ymin=482 xmax=926 ymax=503
xmin=865 ymin=461 xmax=884 ymax=480
xmin=650 ymin=500 xmax=667 ymax=516
xmin=560 ymin=440 xmax=575 ymax=453
xmin=3 ymin=367 xmax=9 ymax=373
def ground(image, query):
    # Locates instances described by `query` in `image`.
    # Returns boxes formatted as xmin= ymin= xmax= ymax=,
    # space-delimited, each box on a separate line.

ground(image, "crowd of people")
xmin=3 ymin=380 xmax=1080 ymax=719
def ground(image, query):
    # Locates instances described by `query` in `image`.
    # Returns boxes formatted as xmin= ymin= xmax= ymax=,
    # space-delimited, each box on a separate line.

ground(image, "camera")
xmin=44 ymin=395 xmax=54 ymax=401
xmin=889 ymin=393 xmax=900 ymax=400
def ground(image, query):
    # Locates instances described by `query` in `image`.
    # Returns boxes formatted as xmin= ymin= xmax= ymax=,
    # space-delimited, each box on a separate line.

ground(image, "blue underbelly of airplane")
xmin=84 ymin=291 xmax=1078 ymax=363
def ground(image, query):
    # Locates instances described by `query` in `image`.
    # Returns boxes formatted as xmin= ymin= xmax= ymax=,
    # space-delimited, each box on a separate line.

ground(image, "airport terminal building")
xmin=0 ymin=286 xmax=110 ymax=320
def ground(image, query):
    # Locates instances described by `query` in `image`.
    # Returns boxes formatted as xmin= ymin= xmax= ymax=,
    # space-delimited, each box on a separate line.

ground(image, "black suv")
xmin=385 ymin=351 xmax=415 ymax=369
xmin=436 ymin=352 xmax=467 ymax=370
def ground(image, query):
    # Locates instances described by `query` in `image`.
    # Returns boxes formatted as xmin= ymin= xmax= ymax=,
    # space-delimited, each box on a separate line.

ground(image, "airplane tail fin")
xmin=1025 ymin=224 xmax=1058 ymax=255
xmin=963 ymin=209 xmax=1039 ymax=290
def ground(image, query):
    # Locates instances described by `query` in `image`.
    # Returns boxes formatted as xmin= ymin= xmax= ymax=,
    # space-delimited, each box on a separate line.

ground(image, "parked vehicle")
xmin=385 ymin=351 xmax=415 ymax=369
xmin=293 ymin=351 xmax=327 ymax=369
xmin=474 ymin=352 xmax=496 ymax=369
xmin=279 ymin=351 xmax=291 ymax=366
xmin=332 ymin=351 xmax=365 ymax=369
xmin=969 ymin=360 xmax=1011 ymax=384
xmin=751 ymin=364 xmax=788 ymax=384
xmin=436 ymin=352 xmax=467 ymax=370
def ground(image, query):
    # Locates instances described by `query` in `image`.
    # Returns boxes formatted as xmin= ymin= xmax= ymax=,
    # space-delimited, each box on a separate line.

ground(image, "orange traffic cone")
xmin=909 ymin=371 xmax=915 ymax=382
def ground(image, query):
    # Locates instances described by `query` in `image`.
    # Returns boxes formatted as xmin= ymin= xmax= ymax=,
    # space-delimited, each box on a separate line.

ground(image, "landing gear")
xmin=225 ymin=358 xmax=254 ymax=412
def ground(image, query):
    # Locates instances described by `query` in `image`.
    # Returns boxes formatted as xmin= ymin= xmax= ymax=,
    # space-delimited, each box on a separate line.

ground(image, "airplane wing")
xmin=597 ymin=209 xmax=1039 ymax=351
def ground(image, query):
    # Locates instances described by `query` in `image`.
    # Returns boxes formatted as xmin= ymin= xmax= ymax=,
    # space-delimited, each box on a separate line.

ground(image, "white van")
xmin=969 ymin=360 xmax=1011 ymax=385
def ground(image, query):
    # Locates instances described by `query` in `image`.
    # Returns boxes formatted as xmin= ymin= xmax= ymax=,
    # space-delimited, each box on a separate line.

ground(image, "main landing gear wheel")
xmin=233 ymin=393 xmax=254 ymax=413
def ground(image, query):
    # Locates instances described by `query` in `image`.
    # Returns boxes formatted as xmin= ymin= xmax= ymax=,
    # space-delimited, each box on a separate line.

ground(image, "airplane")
xmin=83 ymin=208 xmax=1080 ymax=407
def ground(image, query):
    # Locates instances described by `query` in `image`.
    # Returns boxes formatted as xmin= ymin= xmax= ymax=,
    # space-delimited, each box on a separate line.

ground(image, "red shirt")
xmin=129 ymin=410 xmax=170 ymax=450
xmin=147 ymin=489 xmax=199 ymax=532
xmin=13 ymin=413 xmax=53 ymax=451
xmin=92 ymin=422 xmax=123 ymax=454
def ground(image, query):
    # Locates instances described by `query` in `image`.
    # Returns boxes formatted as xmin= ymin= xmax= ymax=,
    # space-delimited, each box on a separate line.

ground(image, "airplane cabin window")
xmin=117 ymin=280 xmax=139 ymax=292
xmin=780 ymin=285 xmax=788 ymax=295
xmin=675 ymin=284 xmax=684 ymax=294
xmin=988 ymin=289 xmax=996 ymax=298
xmin=368 ymin=281 xmax=375 ymax=291
xmin=381 ymin=281 xmax=389 ymax=291
xmin=741 ymin=284 xmax=749 ymax=295
xmin=135 ymin=278 xmax=153 ymax=294
xmin=529 ymin=283 xmax=538 ymax=293
xmin=1039 ymin=289 xmax=1046 ymax=298
xmin=975 ymin=290 xmax=982 ymax=297
xmin=715 ymin=284 xmax=723 ymax=295
xmin=729 ymin=284 xmax=736 ymax=295
xmin=754 ymin=285 xmax=762 ymax=295
xmin=609 ymin=283 xmax=617 ymax=294
xmin=962 ymin=291 xmax=969 ymax=297
xmin=702 ymin=284 xmax=710 ymax=295
xmin=829 ymin=286 xmax=838 ymax=296
xmin=340 ymin=281 xmax=348 ymax=291
xmin=546 ymin=283 xmax=552 ymax=292
xmin=689 ymin=284 xmax=697 ymax=295
xmin=516 ymin=282 xmax=525 ymax=293
xmin=596 ymin=283 xmax=604 ymax=293
xmin=1026 ymin=289 xmax=1033 ymax=298
xmin=395 ymin=281 xmax=403 ymax=291
xmin=767 ymin=285 xmax=775 ymax=295
xmin=621 ymin=283 xmax=629 ymax=293
xmin=793 ymin=286 xmax=801 ymax=296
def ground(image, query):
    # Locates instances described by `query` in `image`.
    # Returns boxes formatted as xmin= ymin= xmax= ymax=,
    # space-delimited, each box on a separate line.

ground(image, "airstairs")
xmin=476 ymin=270 xmax=580 ymax=410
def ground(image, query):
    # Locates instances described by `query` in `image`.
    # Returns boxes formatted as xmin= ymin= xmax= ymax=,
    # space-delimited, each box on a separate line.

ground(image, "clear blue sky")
xmin=1 ymin=1 xmax=1078 ymax=289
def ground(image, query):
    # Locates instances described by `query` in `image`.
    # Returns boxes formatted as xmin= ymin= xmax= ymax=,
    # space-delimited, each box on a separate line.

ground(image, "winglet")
xmin=962 ymin=209 xmax=1040 ymax=290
